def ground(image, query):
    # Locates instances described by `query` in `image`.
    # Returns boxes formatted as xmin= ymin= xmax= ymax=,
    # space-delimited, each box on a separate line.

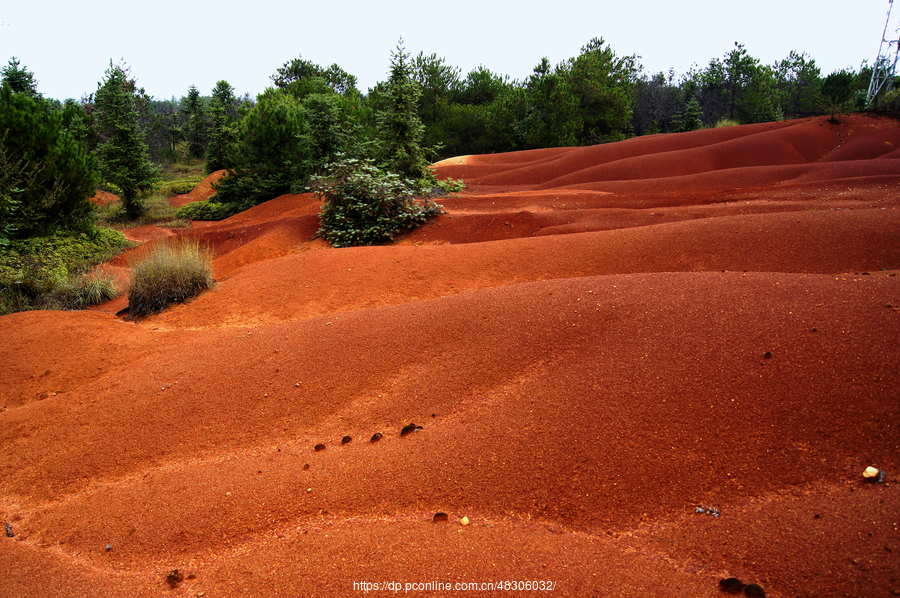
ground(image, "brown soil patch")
xmin=2 ymin=115 xmax=898 ymax=597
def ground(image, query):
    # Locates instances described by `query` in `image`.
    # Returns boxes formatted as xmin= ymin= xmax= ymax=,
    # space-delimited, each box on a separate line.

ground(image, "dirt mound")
xmin=89 ymin=189 xmax=119 ymax=206
xmin=2 ymin=115 xmax=898 ymax=597
xmin=167 ymin=169 xmax=226 ymax=208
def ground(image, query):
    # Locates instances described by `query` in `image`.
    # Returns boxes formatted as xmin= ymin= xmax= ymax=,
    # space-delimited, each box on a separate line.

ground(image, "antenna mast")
xmin=867 ymin=0 xmax=900 ymax=106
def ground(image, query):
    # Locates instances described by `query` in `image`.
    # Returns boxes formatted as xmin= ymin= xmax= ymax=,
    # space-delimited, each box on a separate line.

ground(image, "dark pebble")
xmin=719 ymin=577 xmax=744 ymax=594
xmin=303 ymin=463 xmax=310 ymax=470
xmin=400 ymin=423 xmax=418 ymax=436
xmin=166 ymin=569 xmax=184 ymax=587
xmin=432 ymin=512 xmax=449 ymax=522
xmin=763 ymin=351 xmax=773 ymax=359
xmin=370 ymin=433 xmax=383 ymax=443
xmin=314 ymin=443 xmax=326 ymax=451
xmin=341 ymin=436 xmax=352 ymax=444
xmin=5 ymin=521 xmax=12 ymax=538
xmin=743 ymin=583 xmax=766 ymax=598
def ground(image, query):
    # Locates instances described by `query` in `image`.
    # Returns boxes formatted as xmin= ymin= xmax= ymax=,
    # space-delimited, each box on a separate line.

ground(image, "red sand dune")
xmin=2 ymin=115 xmax=899 ymax=597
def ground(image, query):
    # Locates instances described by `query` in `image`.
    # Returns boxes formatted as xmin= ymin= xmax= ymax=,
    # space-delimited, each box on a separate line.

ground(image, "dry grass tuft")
xmin=127 ymin=237 xmax=214 ymax=318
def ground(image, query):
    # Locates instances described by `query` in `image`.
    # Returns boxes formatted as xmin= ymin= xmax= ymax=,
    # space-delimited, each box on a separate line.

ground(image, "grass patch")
xmin=715 ymin=117 xmax=740 ymax=128
xmin=0 ymin=227 xmax=130 ymax=315
xmin=46 ymin=270 xmax=120 ymax=310
xmin=127 ymin=237 xmax=214 ymax=318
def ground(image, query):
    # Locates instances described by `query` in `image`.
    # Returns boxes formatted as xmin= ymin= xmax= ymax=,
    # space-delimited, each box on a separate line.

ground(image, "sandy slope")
xmin=1 ymin=115 xmax=899 ymax=597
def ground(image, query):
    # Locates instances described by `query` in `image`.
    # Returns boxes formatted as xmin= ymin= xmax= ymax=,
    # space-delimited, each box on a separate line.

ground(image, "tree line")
xmin=0 ymin=38 xmax=889 ymax=242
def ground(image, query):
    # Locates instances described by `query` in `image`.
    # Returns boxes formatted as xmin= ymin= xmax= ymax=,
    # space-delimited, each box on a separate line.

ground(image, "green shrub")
xmin=127 ymin=237 xmax=214 ymax=317
xmin=311 ymin=157 xmax=443 ymax=247
xmin=0 ymin=227 xmax=129 ymax=314
xmin=160 ymin=177 xmax=203 ymax=197
xmin=176 ymin=199 xmax=241 ymax=221
xmin=714 ymin=117 xmax=740 ymax=128
xmin=883 ymin=89 xmax=900 ymax=111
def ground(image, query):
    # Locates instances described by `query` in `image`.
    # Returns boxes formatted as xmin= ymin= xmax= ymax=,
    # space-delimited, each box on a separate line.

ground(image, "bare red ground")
xmin=2 ymin=115 xmax=899 ymax=597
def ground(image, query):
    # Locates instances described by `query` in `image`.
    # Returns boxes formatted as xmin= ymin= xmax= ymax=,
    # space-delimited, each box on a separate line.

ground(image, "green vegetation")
xmin=205 ymin=80 xmax=240 ymax=173
xmin=0 ymin=227 xmax=129 ymax=315
xmin=311 ymin=157 xmax=443 ymax=248
xmin=94 ymin=62 xmax=161 ymax=219
xmin=126 ymin=237 xmax=213 ymax=318
xmin=820 ymin=69 xmax=857 ymax=121
xmin=0 ymin=81 xmax=100 ymax=236
xmin=0 ymin=40 xmax=888 ymax=314
xmin=379 ymin=40 xmax=432 ymax=182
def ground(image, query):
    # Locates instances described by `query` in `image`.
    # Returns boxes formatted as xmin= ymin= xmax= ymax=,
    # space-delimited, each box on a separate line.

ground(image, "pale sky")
xmin=0 ymin=0 xmax=890 ymax=102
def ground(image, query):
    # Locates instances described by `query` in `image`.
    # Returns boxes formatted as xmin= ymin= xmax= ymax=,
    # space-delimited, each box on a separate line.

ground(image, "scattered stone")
xmin=763 ymin=351 xmax=773 ymax=359
xmin=370 ymin=432 xmax=383 ymax=443
xmin=105 ymin=543 xmax=113 ymax=552
xmin=5 ymin=521 xmax=12 ymax=538
xmin=341 ymin=435 xmax=352 ymax=444
xmin=432 ymin=512 xmax=449 ymax=522
xmin=719 ymin=577 xmax=745 ymax=594
xmin=460 ymin=516 xmax=469 ymax=526
xmin=743 ymin=583 xmax=766 ymax=598
xmin=303 ymin=463 xmax=310 ymax=470
xmin=314 ymin=443 xmax=326 ymax=452
xmin=401 ymin=423 xmax=423 ymax=436
xmin=166 ymin=569 xmax=184 ymax=588
xmin=863 ymin=466 xmax=885 ymax=483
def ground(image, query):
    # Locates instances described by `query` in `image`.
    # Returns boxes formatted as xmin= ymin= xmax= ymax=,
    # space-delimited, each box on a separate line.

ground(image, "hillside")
xmin=1 ymin=114 xmax=898 ymax=597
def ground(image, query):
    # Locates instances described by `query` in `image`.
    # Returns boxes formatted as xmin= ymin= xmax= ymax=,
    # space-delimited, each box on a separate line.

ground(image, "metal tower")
xmin=867 ymin=0 xmax=900 ymax=106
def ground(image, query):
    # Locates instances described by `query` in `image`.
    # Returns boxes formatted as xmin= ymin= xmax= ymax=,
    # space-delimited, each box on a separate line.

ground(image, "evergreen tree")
xmin=775 ymin=51 xmax=821 ymax=118
xmin=183 ymin=85 xmax=208 ymax=159
xmin=205 ymin=80 xmax=238 ymax=173
xmin=522 ymin=58 xmax=582 ymax=148
xmin=208 ymin=89 xmax=307 ymax=211
xmin=1 ymin=57 xmax=40 ymax=99
xmin=93 ymin=61 xmax=160 ymax=218
xmin=680 ymin=97 xmax=703 ymax=131
xmin=564 ymin=37 xmax=640 ymax=143
xmin=0 ymin=83 xmax=100 ymax=235
xmin=378 ymin=39 xmax=430 ymax=182
xmin=819 ymin=70 xmax=856 ymax=121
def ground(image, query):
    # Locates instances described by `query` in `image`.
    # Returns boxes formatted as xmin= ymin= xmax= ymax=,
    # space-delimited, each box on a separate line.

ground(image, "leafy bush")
xmin=127 ymin=237 xmax=214 ymax=317
xmin=311 ymin=158 xmax=443 ymax=247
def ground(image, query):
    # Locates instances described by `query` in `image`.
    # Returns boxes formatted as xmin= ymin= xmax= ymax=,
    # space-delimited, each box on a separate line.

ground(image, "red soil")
xmin=2 ymin=115 xmax=899 ymax=597
xmin=167 ymin=169 xmax=226 ymax=208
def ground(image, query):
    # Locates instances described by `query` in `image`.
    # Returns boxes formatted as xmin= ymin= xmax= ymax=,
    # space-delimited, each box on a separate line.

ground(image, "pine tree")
xmin=93 ymin=62 xmax=160 ymax=218
xmin=205 ymin=80 xmax=238 ymax=173
xmin=184 ymin=85 xmax=207 ymax=159
xmin=378 ymin=40 xmax=430 ymax=182
xmin=1 ymin=57 xmax=40 ymax=99
xmin=0 ymin=83 xmax=100 ymax=235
